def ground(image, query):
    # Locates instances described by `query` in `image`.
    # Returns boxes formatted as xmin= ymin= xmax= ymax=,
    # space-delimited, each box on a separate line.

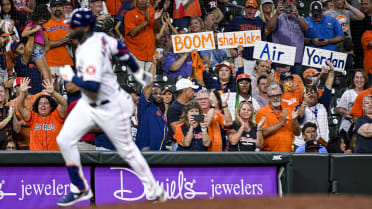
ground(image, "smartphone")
xmin=193 ymin=114 xmax=205 ymax=122
xmin=284 ymin=5 xmax=292 ymax=14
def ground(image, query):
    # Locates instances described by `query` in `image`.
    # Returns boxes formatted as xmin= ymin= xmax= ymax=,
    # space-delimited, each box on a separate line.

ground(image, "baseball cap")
xmin=245 ymin=0 xmax=258 ymax=8
xmin=305 ymin=140 xmax=321 ymax=151
xmin=236 ymin=74 xmax=251 ymax=83
xmin=176 ymin=78 xmax=198 ymax=91
xmin=215 ymin=61 xmax=234 ymax=72
xmin=13 ymin=77 xmax=25 ymax=88
xmin=303 ymin=68 xmax=320 ymax=78
xmin=50 ymin=0 xmax=65 ymax=7
xmin=276 ymin=63 xmax=289 ymax=68
xmin=261 ymin=0 xmax=273 ymax=4
xmin=162 ymin=87 xmax=173 ymax=95
xmin=0 ymin=29 xmax=10 ymax=37
xmin=310 ymin=1 xmax=323 ymax=15
xmin=280 ymin=72 xmax=294 ymax=80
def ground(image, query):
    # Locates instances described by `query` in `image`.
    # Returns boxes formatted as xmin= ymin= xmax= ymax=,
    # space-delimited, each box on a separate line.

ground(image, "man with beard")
xmin=256 ymin=84 xmax=301 ymax=152
xmin=136 ymin=55 xmax=167 ymax=151
xmin=204 ymin=13 xmax=218 ymax=31
xmin=43 ymin=0 xmax=72 ymax=92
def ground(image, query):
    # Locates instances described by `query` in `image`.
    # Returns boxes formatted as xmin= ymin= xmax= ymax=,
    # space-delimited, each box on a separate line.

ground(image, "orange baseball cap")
xmin=236 ymin=74 xmax=251 ymax=83
xmin=245 ymin=0 xmax=258 ymax=8
xmin=303 ymin=68 xmax=320 ymax=78
xmin=215 ymin=61 xmax=234 ymax=72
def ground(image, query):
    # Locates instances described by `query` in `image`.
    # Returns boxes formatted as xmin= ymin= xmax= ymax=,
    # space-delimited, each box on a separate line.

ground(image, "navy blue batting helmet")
xmin=66 ymin=8 xmax=96 ymax=28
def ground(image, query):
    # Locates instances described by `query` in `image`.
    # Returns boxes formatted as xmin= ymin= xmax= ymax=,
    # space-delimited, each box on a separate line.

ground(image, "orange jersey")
xmin=106 ymin=0 xmax=122 ymax=15
xmin=361 ymin=31 xmax=372 ymax=74
xmin=26 ymin=109 xmax=65 ymax=151
xmin=207 ymin=111 xmax=226 ymax=152
xmin=43 ymin=18 xmax=74 ymax=67
xmin=275 ymin=73 xmax=304 ymax=93
xmin=281 ymin=90 xmax=303 ymax=110
xmin=7 ymin=92 xmax=45 ymax=147
xmin=256 ymin=105 xmax=294 ymax=152
xmin=124 ymin=6 xmax=155 ymax=61
xmin=350 ymin=88 xmax=372 ymax=117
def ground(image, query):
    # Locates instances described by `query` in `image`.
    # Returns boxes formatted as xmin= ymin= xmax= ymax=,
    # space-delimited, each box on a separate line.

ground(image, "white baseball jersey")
xmin=75 ymin=32 xmax=120 ymax=103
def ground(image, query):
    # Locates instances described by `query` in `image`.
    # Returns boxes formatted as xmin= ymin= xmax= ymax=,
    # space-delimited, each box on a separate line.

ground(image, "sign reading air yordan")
xmin=217 ymin=30 xmax=261 ymax=49
xmin=95 ymin=166 xmax=277 ymax=205
xmin=253 ymin=41 xmax=296 ymax=66
xmin=0 ymin=167 xmax=91 ymax=209
xmin=172 ymin=32 xmax=215 ymax=53
xmin=302 ymin=46 xmax=347 ymax=72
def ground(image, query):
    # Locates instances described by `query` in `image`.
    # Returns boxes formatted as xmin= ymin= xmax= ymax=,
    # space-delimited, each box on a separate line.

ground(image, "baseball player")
xmin=56 ymin=9 xmax=167 ymax=207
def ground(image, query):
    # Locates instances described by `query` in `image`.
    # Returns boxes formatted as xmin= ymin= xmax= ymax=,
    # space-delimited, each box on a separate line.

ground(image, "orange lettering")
xmin=202 ymin=33 xmax=214 ymax=48
xmin=184 ymin=36 xmax=192 ymax=49
xmin=193 ymin=35 xmax=201 ymax=48
xmin=174 ymin=36 xmax=183 ymax=52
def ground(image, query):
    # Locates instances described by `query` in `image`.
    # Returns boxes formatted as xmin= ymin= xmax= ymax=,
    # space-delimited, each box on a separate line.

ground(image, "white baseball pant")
xmin=57 ymin=90 xmax=162 ymax=199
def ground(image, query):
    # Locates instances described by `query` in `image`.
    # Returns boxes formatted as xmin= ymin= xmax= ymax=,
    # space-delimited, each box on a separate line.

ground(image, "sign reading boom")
xmin=253 ymin=41 xmax=296 ymax=66
xmin=172 ymin=32 xmax=215 ymax=53
xmin=302 ymin=46 xmax=347 ymax=71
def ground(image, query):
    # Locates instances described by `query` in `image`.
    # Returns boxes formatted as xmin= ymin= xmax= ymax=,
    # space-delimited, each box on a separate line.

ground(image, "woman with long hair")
xmin=174 ymin=100 xmax=211 ymax=151
xmin=227 ymin=101 xmax=265 ymax=151
xmin=336 ymin=69 xmax=368 ymax=149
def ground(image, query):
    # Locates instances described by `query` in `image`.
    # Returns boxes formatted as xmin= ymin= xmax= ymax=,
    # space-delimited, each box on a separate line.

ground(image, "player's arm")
xmin=16 ymin=77 xmax=31 ymax=121
xmin=113 ymin=40 xmax=152 ymax=86
xmin=43 ymin=80 xmax=68 ymax=118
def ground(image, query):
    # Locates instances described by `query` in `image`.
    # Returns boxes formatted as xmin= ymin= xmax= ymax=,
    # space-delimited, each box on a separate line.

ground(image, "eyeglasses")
xmin=268 ymin=94 xmax=282 ymax=98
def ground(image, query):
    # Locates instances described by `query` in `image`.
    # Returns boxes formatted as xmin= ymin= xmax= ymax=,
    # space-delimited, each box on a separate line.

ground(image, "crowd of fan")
xmin=0 ymin=0 xmax=371 ymax=153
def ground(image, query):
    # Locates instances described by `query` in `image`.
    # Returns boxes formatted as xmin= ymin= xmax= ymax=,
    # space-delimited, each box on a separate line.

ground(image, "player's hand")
xmin=42 ymin=79 xmax=55 ymax=94
xmin=19 ymin=77 xmax=31 ymax=93
xmin=60 ymin=65 xmax=75 ymax=82
xmin=134 ymin=68 xmax=153 ymax=87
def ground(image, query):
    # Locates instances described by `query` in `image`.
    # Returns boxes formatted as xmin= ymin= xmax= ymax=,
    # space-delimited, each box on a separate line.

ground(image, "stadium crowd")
xmin=0 ymin=0 xmax=371 ymax=153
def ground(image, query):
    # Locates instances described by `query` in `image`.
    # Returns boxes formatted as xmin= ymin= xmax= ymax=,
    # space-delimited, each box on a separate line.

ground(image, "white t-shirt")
xmin=336 ymin=89 xmax=358 ymax=132
xmin=294 ymin=103 xmax=329 ymax=147
xmin=226 ymin=92 xmax=260 ymax=121
xmin=75 ymin=32 xmax=120 ymax=103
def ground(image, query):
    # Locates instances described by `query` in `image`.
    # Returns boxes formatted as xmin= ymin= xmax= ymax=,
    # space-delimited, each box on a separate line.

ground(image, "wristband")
xmin=210 ymin=105 xmax=215 ymax=109
xmin=7 ymin=116 xmax=11 ymax=121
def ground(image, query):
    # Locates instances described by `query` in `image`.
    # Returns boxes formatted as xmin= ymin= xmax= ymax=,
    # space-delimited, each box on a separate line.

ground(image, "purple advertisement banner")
xmin=0 ymin=167 xmax=91 ymax=209
xmin=95 ymin=166 xmax=277 ymax=205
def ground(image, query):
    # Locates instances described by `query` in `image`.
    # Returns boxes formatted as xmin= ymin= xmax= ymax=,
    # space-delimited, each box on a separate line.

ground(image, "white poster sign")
xmin=217 ymin=30 xmax=261 ymax=49
xmin=172 ymin=32 xmax=215 ymax=53
xmin=302 ymin=46 xmax=347 ymax=71
xmin=253 ymin=41 xmax=296 ymax=66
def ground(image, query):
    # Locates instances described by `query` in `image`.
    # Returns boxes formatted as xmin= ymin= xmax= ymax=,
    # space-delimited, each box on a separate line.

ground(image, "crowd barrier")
xmin=0 ymin=152 xmax=371 ymax=209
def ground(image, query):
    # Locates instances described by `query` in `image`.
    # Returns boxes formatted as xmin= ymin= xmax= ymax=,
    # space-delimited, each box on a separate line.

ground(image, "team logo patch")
xmin=85 ymin=65 xmax=96 ymax=75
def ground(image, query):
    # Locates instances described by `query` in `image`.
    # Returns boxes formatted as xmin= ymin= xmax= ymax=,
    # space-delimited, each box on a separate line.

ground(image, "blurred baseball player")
xmin=56 ymin=8 xmax=167 ymax=207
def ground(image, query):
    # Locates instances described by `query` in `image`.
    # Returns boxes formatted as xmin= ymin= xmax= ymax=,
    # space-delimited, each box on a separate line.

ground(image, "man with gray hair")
xmin=195 ymin=89 xmax=232 ymax=151
xmin=355 ymin=95 xmax=372 ymax=153
xmin=256 ymin=84 xmax=301 ymax=152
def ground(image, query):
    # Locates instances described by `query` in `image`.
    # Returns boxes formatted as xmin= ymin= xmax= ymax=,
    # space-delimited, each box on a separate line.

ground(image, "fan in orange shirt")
xmin=17 ymin=78 xmax=67 ymax=151
xmin=279 ymin=72 xmax=303 ymax=110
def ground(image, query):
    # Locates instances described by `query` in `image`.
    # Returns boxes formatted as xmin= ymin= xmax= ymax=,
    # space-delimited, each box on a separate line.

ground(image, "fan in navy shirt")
xmin=225 ymin=0 xmax=266 ymax=61
xmin=355 ymin=95 xmax=372 ymax=153
xmin=136 ymin=57 xmax=167 ymax=151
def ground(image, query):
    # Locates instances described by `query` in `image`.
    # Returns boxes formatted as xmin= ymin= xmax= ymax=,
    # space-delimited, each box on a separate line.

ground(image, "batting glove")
xmin=61 ymin=65 xmax=75 ymax=82
xmin=133 ymin=68 xmax=153 ymax=87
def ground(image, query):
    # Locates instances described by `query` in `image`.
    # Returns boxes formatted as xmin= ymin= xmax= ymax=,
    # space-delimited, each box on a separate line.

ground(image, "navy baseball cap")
xmin=50 ymin=0 xmax=65 ymax=7
xmin=310 ymin=1 xmax=323 ymax=16
xmin=280 ymin=72 xmax=294 ymax=80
